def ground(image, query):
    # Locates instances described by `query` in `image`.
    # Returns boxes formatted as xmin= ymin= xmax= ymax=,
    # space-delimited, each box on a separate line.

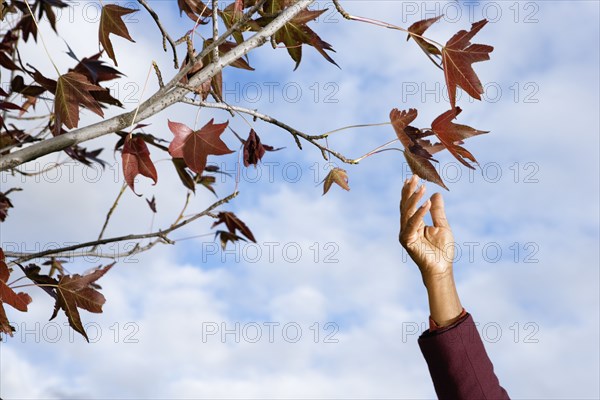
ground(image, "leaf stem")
xmin=353 ymin=138 xmax=399 ymax=163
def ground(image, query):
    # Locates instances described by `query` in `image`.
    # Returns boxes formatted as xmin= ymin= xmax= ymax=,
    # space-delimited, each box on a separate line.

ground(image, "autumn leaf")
xmin=322 ymin=168 xmax=350 ymax=195
xmin=442 ymin=19 xmax=493 ymax=108
xmin=407 ymin=15 xmax=443 ymax=57
xmin=51 ymin=263 xmax=114 ymax=342
xmin=168 ymin=119 xmax=233 ymax=174
xmin=255 ymin=9 xmax=338 ymax=70
xmin=146 ymin=196 xmax=157 ymax=213
xmin=390 ymin=108 xmax=447 ymax=190
xmin=99 ymin=4 xmax=137 ymax=66
xmin=55 ymin=71 xmax=104 ymax=130
xmin=219 ymin=1 xmax=245 ymax=44
xmin=177 ymin=0 xmax=211 ymax=22
xmin=0 ymin=191 xmax=14 ymax=222
xmin=431 ymin=107 xmax=488 ymax=169
xmin=241 ymin=129 xmax=282 ymax=167
xmin=122 ymin=135 xmax=158 ymax=195
xmin=71 ymin=52 xmax=123 ymax=84
xmin=212 ymin=211 xmax=256 ymax=249
xmin=1 ymin=248 xmax=33 ymax=336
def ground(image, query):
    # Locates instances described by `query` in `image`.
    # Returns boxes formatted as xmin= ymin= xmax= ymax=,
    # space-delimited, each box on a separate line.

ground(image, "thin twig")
xmin=152 ymin=60 xmax=164 ymax=87
xmin=185 ymin=99 xmax=359 ymax=165
xmin=91 ymin=182 xmax=127 ymax=251
xmin=212 ymin=0 xmax=220 ymax=61
xmin=5 ymin=192 xmax=239 ymax=265
xmin=332 ymin=0 xmax=443 ymax=48
xmin=137 ymin=0 xmax=180 ymax=68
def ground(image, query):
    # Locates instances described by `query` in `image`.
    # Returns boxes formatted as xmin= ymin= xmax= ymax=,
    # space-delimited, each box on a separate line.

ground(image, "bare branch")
xmin=5 ymin=192 xmax=239 ymax=265
xmin=91 ymin=183 xmax=128 ymax=252
xmin=184 ymin=99 xmax=359 ymax=165
xmin=137 ymin=0 xmax=180 ymax=68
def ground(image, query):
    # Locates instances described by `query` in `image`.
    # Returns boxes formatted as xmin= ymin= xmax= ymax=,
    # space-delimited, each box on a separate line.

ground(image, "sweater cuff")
xmin=428 ymin=308 xmax=467 ymax=332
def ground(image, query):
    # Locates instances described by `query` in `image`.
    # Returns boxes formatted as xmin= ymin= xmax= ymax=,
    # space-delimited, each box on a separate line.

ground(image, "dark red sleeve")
xmin=418 ymin=313 xmax=510 ymax=400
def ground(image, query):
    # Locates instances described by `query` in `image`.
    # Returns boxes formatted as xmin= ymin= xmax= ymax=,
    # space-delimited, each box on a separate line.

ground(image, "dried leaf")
xmin=55 ymin=71 xmax=104 ymax=130
xmin=51 ymin=263 xmax=114 ymax=341
xmin=122 ymin=135 xmax=158 ymax=195
xmin=99 ymin=4 xmax=137 ymax=66
xmin=407 ymin=15 xmax=443 ymax=56
xmin=442 ymin=19 xmax=494 ymax=108
xmin=146 ymin=196 xmax=157 ymax=213
xmin=322 ymin=168 xmax=350 ymax=195
xmin=168 ymin=119 xmax=233 ymax=174
xmin=242 ymin=129 xmax=281 ymax=167
xmin=255 ymin=9 xmax=338 ymax=70
xmin=390 ymin=108 xmax=446 ymax=190
xmin=0 ymin=191 xmax=13 ymax=222
xmin=212 ymin=211 xmax=256 ymax=246
xmin=431 ymin=107 xmax=488 ymax=169
xmin=0 ymin=248 xmax=32 ymax=336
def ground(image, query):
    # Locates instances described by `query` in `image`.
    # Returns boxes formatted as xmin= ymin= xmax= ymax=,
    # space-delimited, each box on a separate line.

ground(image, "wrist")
xmin=422 ymin=267 xmax=454 ymax=290
xmin=424 ymin=271 xmax=463 ymax=328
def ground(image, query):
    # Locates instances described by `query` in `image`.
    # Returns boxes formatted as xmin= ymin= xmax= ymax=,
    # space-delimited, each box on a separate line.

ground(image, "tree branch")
xmin=0 ymin=0 xmax=314 ymax=172
xmin=184 ymin=99 xmax=359 ymax=165
xmin=4 ymin=192 xmax=239 ymax=265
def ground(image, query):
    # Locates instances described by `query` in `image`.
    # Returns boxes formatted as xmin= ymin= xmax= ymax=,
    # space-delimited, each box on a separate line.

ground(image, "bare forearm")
xmin=424 ymin=273 xmax=463 ymax=327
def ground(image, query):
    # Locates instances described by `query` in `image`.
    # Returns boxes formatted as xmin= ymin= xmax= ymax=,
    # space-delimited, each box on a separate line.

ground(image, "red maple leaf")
xmin=431 ymin=107 xmax=488 ymax=169
xmin=122 ymin=135 xmax=158 ymax=194
xmin=442 ymin=19 xmax=494 ymax=108
xmin=390 ymin=108 xmax=447 ymax=190
xmin=168 ymin=119 xmax=233 ymax=174
xmin=0 ymin=248 xmax=33 ymax=336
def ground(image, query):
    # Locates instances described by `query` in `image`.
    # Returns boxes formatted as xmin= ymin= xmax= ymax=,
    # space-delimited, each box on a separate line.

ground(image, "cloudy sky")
xmin=1 ymin=0 xmax=599 ymax=399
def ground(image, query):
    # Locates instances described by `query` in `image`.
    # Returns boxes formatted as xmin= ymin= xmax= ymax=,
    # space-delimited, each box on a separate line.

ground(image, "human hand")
xmin=399 ymin=175 xmax=455 ymax=287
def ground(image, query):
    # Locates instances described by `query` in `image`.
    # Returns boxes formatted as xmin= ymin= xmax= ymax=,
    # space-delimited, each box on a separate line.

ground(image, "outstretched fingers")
xmin=400 ymin=175 xmax=426 ymax=229
xmin=429 ymin=193 xmax=450 ymax=228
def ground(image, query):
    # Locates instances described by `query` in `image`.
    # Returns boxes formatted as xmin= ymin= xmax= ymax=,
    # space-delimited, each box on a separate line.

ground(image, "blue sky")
xmin=1 ymin=1 xmax=599 ymax=398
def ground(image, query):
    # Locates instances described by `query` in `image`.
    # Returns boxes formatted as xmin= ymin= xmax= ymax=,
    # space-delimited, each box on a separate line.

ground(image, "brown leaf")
xmin=172 ymin=158 xmax=196 ymax=193
xmin=0 ymin=191 xmax=13 ymax=222
xmin=442 ymin=19 xmax=494 ymax=108
xmin=255 ymin=9 xmax=338 ymax=70
xmin=407 ymin=15 xmax=443 ymax=56
xmin=71 ymin=52 xmax=123 ymax=84
xmin=242 ymin=129 xmax=281 ymax=167
xmin=146 ymin=196 xmax=157 ymax=213
xmin=52 ymin=263 xmax=114 ymax=342
xmin=122 ymin=135 xmax=158 ymax=195
xmin=0 ymin=248 xmax=32 ymax=336
xmin=431 ymin=107 xmax=488 ymax=169
xmin=404 ymin=150 xmax=448 ymax=190
xmin=55 ymin=71 xmax=104 ymax=130
xmin=390 ymin=108 xmax=446 ymax=190
xmin=99 ymin=4 xmax=137 ymax=66
xmin=322 ymin=168 xmax=350 ymax=195
xmin=177 ymin=0 xmax=211 ymax=22
xmin=168 ymin=119 xmax=233 ymax=174
xmin=212 ymin=211 xmax=256 ymax=245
